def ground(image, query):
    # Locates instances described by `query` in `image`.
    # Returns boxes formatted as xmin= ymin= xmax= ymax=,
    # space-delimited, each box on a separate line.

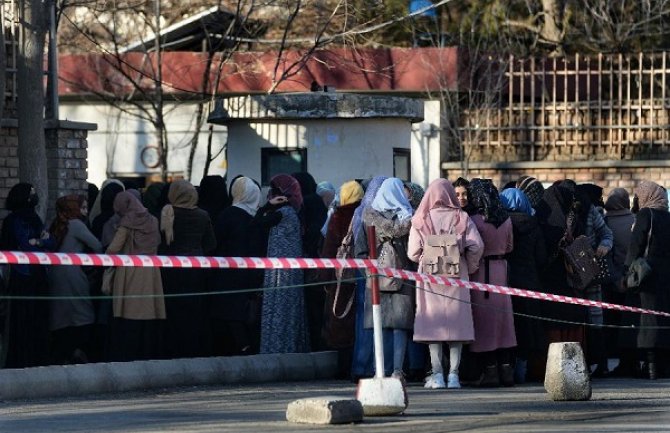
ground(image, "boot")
xmin=475 ymin=365 xmax=500 ymax=387
xmin=499 ymin=363 xmax=515 ymax=387
xmin=647 ymin=351 xmax=658 ymax=380
xmin=514 ymin=359 xmax=527 ymax=384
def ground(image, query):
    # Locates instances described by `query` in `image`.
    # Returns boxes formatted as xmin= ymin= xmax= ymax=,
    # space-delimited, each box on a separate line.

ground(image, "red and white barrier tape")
xmin=1 ymin=250 xmax=668 ymax=318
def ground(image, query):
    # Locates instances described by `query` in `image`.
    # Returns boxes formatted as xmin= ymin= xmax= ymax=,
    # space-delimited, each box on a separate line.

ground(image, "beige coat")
xmin=408 ymin=208 xmax=484 ymax=342
xmin=107 ymin=227 xmax=166 ymax=320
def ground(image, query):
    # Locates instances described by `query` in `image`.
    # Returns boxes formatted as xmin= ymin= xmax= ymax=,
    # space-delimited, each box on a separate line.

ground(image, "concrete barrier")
xmin=544 ymin=342 xmax=592 ymax=401
xmin=0 ymin=351 xmax=338 ymax=401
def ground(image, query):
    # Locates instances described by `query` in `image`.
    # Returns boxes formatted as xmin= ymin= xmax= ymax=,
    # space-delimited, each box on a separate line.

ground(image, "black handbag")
xmin=626 ymin=211 xmax=654 ymax=291
xmin=560 ymin=213 xmax=599 ymax=291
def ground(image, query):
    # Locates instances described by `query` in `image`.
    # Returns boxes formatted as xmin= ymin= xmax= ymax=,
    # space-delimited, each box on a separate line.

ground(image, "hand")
xmin=269 ymin=196 xmax=288 ymax=206
xmin=596 ymin=245 xmax=610 ymax=257
xmin=40 ymin=230 xmax=50 ymax=240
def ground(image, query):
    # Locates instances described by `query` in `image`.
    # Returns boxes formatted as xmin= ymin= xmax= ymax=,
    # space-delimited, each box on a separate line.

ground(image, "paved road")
xmin=1 ymin=378 xmax=669 ymax=432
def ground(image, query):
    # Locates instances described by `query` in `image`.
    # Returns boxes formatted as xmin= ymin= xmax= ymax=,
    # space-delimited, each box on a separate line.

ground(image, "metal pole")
xmin=48 ymin=0 xmax=58 ymax=120
xmin=366 ymin=225 xmax=385 ymax=379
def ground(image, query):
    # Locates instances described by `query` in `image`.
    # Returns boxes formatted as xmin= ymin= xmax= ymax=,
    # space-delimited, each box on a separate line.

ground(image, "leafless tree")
xmin=17 ymin=0 xmax=50 ymax=218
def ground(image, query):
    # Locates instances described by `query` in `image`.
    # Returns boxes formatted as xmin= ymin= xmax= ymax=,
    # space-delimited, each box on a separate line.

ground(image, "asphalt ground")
xmin=1 ymin=378 xmax=669 ymax=433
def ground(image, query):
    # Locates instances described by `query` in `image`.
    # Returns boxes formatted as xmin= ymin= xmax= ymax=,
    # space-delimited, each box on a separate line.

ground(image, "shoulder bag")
xmin=626 ymin=211 xmax=653 ymax=291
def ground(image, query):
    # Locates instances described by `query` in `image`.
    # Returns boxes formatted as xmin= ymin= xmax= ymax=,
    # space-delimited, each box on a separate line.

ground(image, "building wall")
xmin=60 ymin=102 xmax=228 ymax=187
xmin=0 ymin=122 xmax=91 ymax=225
xmin=410 ymin=100 xmax=441 ymax=189
xmin=226 ymin=118 xmax=413 ymax=188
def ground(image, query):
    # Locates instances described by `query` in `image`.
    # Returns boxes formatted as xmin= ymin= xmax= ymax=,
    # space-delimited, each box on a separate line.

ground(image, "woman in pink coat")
xmin=408 ymin=179 xmax=484 ymax=389
xmin=468 ymin=178 xmax=517 ymax=387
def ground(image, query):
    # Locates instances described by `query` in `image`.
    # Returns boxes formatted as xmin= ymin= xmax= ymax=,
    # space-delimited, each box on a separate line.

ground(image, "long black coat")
xmin=212 ymin=206 xmax=265 ymax=322
xmin=625 ymin=208 xmax=670 ymax=349
xmin=507 ymin=212 xmax=547 ymax=355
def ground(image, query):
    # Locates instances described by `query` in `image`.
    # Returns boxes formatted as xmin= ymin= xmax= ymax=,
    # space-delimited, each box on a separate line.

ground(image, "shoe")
xmin=499 ymin=364 xmax=515 ymax=387
xmin=514 ymin=359 xmax=527 ymax=384
xmin=391 ymin=370 xmax=406 ymax=382
xmin=591 ymin=364 xmax=610 ymax=379
xmin=648 ymin=362 xmax=658 ymax=380
xmin=424 ymin=372 xmax=446 ymax=389
xmin=447 ymin=373 xmax=461 ymax=389
xmin=475 ymin=365 xmax=500 ymax=387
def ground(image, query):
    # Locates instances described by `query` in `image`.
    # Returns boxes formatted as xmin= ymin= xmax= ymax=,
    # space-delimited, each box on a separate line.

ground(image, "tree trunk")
xmin=540 ymin=0 xmax=566 ymax=47
xmin=0 ymin=7 xmax=6 ymax=121
xmin=17 ymin=0 xmax=48 ymax=219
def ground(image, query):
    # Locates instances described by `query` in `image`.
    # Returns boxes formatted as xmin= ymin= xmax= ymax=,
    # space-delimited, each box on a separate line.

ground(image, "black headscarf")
xmin=537 ymin=180 xmax=585 ymax=255
xmin=291 ymin=172 xmax=326 ymax=258
xmin=198 ymin=175 xmax=229 ymax=222
xmin=516 ymin=175 xmax=545 ymax=210
xmin=1 ymin=183 xmax=44 ymax=249
xmin=576 ymin=183 xmax=604 ymax=209
xmin=468 ymin=178 xmax=509 ymax=228
xmin=92 ymin=182 xmax=124 ymax=240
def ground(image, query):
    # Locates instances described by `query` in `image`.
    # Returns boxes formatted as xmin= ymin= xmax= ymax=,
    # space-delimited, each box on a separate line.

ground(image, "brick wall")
xmin=0 ymin=121 xmax=94 ymax=228
xmin=442 ymin=163 xmax=670 ymax=197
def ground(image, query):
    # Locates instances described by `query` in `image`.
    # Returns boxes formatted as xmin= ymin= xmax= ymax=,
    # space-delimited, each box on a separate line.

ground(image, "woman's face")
xmin=455 ymin=186 xmax=468 ymax=208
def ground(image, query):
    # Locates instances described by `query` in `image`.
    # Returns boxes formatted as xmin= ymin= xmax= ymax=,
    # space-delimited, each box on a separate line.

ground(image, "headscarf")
xmin=352 ymin=176 xmax=387 ymax=243
xmin=411 ymin=178 xmax=467 ymax=236
xmin=291 ymin=172 xmax=318 ymax=196
xmin=604 ymin=188 xmax=631 ymax=212
xmin=577 ymin=183 xmax=604 ymax=209
xmin=143 ymin=182 xmax=166 ymax=218
xmin=1 ymin=183 xmax=43 ymax=250
xmin=536 ymin=180 xmax=580 ymax=255
xmin=635 ymin=181 xmax=669 ymax=211
xmin=371 ymin=178 xmax=413 ymax=222
xmin=468 ymin=178 xmax=509 ymax=228
xmin=316 ymin=181 xmax=336 ymax=198
xmin=516 ymin=175 xmax=545 ymax=209
xmin=50 ymin=194 xmax=86 ymax=249
xmin=339 ymin=180 xmax=364 ymax=206
xmin=269 ymin=174 xmax=303 ymax=211
xmin=161 ymin=179 xmax=198 ymax=246
xmin=500 ymin=188 xmax=535 ymax=216
xmin=198 ymin=175 xmax=229 ymax=221
xmin=90 ymin=179 xmax=124 ymax=223
xmin=405 ymin=182 xmax=425 ymax=210
xmin=113 ymin=191 xmax=159 ymax=252
xmin=92 ymin=181 xmax=125 ymax=239
xmin=231 ymin=176 xmax=261 ymax=216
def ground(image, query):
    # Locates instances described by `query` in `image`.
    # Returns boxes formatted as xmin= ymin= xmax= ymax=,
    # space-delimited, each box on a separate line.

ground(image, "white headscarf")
xmin=231 ymin=176 xmax=261 ymax=216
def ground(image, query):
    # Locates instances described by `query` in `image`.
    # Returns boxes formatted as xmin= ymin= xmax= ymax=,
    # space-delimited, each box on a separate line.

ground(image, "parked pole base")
xmin=356 ymin=377 xmax=408 ymax=416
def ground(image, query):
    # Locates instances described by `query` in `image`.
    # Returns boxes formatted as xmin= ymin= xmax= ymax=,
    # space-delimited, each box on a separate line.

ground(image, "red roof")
xmin=58 ymin=47 xmax=460 ymax=97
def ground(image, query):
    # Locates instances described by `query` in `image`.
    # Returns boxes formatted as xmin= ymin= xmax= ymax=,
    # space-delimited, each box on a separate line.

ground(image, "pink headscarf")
xmin=411 ymin=178 xmax=468 ymax=236
xmin=269 ymin=174 xmax=303 ymax=211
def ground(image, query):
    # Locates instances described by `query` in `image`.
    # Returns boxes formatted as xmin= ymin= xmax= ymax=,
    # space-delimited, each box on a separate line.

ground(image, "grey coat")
xmin=49 ymin=219 xmax=103 ymax=331
xmin=355 ymin=207 xmax=414 ymax=330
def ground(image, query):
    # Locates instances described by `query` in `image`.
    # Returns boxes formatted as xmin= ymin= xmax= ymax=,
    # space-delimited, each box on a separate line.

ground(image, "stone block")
xmin=286 ymin=397 xmax=363 ymax=425
xmin=544 ymin=342 xmax=591 ymax=401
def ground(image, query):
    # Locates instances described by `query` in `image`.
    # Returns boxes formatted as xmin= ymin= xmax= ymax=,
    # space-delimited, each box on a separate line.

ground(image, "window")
xmin=393 ymin=148 xmax=411 ymax=181
xmin=261 ymin=148 xmax=307 ymax=186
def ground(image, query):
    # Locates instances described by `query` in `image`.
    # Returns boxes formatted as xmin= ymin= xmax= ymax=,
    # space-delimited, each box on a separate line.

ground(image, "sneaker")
xmin=391 ymin=370 xmax=406 ymax=381
xmin=447 ymin=373 xmax=461 ymax=389
xmin=424 ymin=372 xmax=446 ymax=389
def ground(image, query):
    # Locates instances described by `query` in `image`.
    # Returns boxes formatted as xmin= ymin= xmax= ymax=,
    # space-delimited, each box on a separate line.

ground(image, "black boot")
xmin=647 ymin=350 xmax=657 ymax=380
xmin=499 ymin=363 xmax=515 ymax=387
xmin=476 ymin=365 xmax=500 ymax=387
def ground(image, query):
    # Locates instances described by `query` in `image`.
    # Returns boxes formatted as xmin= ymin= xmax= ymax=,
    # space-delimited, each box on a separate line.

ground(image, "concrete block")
xmin=286 ymin=397 xmax=363 ymax=425
xmin=544 ymin=342 xmax=592 ymax=401
xmin=356 ymin=377 xmax=408 ymax=416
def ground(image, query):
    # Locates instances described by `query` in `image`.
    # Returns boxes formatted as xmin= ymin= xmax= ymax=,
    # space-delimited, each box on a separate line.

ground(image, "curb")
xmin=0 ymin=351 xmax=338 ymax=401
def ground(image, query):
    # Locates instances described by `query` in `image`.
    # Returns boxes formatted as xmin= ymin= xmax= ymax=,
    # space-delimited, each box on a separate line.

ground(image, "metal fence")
xmin=454 ymin=52 xmax=670 ymax=162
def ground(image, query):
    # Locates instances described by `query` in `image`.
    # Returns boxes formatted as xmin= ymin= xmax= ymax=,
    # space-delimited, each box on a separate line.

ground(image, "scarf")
xmin=198 ymin=175 xmax=229 ymax=220
xmin=352 ymin=176 xmax=387 ymax=243
xmin=605 ymin=188 xmax=630 ymax=212
xmin=500 ymin=188 xmax=535 ymax=216
xmin=405 ymin=182 xmax=425 ymax=210
xmin=516 ymin=176 xmax=544 ymax=210
xmin=468 ymin=178 xmax=509 ymax=228
xmin=113 ymin=191 xmax=159 ymax=252
xmin=339 ymin=180 xmax=364 ymax=206
xmin=371 ymin=178 xmax=413 ymax=222
xmin=231 ymin=176 xmax=261 ymax=216
xmin=51 ymin=194 xmax=85 ymax=249
xmin=635 ymin=181 xmax=669 ymax=211
xmin=161 ymin=179 xmax=198 ymax=246
xmin=411 ymin=178 xmax=467 ymax=236
xmin=269 ymin=174 xmax=303 ymax=211
xmin=90 ymin=179 xmax=125 ymax=223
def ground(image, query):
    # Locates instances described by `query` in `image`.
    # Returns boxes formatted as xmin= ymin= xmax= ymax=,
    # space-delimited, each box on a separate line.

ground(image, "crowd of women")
xmin=0 ymin=173 xmax=668 ymax=389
